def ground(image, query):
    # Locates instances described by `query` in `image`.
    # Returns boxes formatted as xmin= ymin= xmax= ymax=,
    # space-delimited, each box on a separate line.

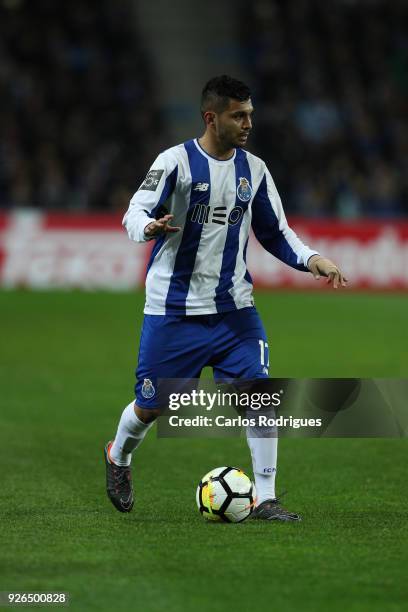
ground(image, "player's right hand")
xmin=144 ymin=214 xmax=182 ymax=238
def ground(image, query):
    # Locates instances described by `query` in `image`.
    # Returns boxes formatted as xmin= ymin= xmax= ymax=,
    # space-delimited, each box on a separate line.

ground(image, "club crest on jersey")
xmin=237 ymin=177 xmax=252 ymax=202
xmin=141 ymin=378 xmax=155 ymax=399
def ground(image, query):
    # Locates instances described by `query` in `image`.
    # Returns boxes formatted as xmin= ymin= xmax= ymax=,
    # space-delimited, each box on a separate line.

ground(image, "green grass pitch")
xmin=1 ymin=289 xmax=407 ymax=611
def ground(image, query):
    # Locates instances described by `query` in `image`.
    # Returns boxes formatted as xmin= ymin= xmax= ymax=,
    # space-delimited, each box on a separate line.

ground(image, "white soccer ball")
xmin=196 ymin=466 xmax=257 ymax=523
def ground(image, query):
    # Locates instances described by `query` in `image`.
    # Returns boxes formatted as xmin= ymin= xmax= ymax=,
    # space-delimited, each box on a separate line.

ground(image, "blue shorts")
xmin=135 ymin=307 xmax=269 ymax=408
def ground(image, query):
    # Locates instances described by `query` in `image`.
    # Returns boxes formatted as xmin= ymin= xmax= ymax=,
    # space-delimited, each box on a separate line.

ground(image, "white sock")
xmin=246 ymin=414 xmax=278 ymax=505
xmin=253 ymin=469 xmax=276 ymax=504
xmin=110 ymin=401 xmax=154 ymax=466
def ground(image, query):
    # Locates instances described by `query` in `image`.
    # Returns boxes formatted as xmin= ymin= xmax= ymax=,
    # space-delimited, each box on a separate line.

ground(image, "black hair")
xmin=201 ymin=75 xmax=251 ymax=116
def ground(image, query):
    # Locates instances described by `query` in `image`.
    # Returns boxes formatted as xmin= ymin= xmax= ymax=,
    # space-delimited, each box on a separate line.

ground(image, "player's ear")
xmin=203 ymin=111 xmax=216 ymax=128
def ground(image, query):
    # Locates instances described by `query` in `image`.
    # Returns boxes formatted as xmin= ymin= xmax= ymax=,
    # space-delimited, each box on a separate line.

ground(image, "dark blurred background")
xmin=1 ymin=0 xmax=407 ymax=217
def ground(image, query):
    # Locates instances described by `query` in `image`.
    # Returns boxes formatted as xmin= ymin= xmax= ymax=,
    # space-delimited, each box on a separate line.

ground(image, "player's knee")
xmin=134 ymin=404 xmax=160 ymax=424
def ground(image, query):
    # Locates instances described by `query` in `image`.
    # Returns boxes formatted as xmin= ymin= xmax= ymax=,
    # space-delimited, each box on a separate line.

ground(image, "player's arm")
xmin=251 ymin=167 xmax=347 ymax=288
xmin=123 ymin=151 xmax=181 ymax=242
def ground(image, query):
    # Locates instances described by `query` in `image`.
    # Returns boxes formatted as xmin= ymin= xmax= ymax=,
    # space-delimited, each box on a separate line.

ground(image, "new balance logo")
xmin=193 ymin=182 xmax=209 ymax=192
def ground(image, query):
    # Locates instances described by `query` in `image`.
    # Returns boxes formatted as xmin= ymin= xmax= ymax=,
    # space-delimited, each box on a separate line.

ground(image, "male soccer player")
xmin=104 ymin=75 xmax=347 ymax=520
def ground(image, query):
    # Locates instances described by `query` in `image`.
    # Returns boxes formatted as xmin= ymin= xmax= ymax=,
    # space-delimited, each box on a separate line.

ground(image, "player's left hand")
xmin=307 ymin=255 xmax=348 ymax=289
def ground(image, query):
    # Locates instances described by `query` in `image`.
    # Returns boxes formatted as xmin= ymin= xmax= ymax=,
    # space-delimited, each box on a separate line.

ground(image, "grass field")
xmin=1 ymin=289 xmax=408 ymax=612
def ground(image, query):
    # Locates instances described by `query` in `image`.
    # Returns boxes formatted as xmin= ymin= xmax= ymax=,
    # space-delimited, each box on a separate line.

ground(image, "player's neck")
xmin=198 ymin=134 xmax=235 ymax=161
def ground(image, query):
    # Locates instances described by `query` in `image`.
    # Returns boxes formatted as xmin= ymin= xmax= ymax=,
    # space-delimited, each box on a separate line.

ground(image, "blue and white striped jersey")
xmin=123 ymin=139 xmax=318 ymax=315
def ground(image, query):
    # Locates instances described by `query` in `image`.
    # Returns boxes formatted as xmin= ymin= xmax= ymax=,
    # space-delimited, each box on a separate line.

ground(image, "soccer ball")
xmin=196 ymin=466 xmax=256 ymax=523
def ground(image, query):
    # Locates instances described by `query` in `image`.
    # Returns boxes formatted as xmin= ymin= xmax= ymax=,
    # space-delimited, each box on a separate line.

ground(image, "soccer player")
xmin=104 ymin=75 xmax=347 ymax=520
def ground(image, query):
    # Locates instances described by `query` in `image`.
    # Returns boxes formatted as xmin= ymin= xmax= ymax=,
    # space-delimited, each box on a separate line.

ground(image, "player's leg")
xmin=104 ymin=403 xmax=160 ymax=513
xmin=108 ymin=404 xmax=159 ymax=466
xmin=211 ymin=307 xmax=300 ymax=521
xmin=105 ymin=314 xmax=209 ymax=513
xmin=211 ymin=309 xmax=278 ymax=505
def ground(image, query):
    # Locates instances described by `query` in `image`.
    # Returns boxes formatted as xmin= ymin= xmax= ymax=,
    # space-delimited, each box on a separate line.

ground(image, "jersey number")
xmin=258 ymin=339 xmax=270 ymax=367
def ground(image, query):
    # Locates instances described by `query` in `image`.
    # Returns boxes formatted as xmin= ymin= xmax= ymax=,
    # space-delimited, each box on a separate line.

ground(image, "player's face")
xmin=215 ymin=98 xmax=254 ymax=148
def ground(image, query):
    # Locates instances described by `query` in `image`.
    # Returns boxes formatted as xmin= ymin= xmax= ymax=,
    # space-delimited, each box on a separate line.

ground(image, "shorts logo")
xmin=139 ymin=169 xmax=164 ymax=191
xmin=141 ymin=378 xmax=155 ymax=399
xmin=237 ymin=177 xmax=252 ymax=202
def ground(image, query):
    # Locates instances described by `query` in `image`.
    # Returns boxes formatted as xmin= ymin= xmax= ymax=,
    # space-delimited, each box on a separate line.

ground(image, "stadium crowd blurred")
xmin=246 ymin=0 xmax=408 ymax=217
xmin=1 ymin=0 xmax=407 ymax=218
xmin=0 ymin=0 xmax=165 ymax=211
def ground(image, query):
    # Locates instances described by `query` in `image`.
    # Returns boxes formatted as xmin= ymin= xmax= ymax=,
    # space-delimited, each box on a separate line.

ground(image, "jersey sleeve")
xmin=122 ymin=150 xmax=179 ymax=242
xmin=251 ymin=165 xmax=318 ymax=271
